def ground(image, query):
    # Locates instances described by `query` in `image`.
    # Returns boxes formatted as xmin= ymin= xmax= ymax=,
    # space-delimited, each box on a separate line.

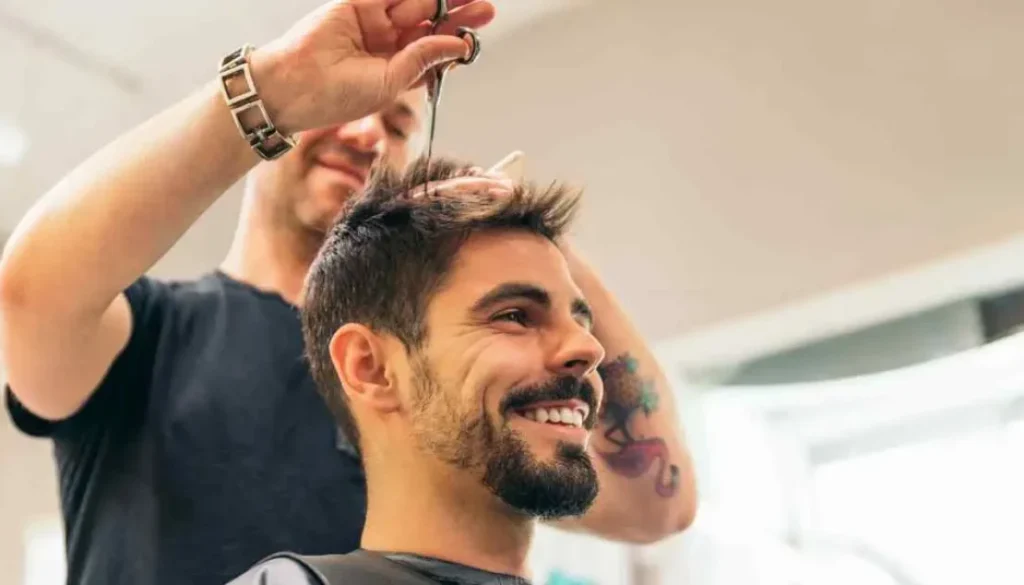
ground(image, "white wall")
xmin=0 ymin=365 xmax=62 ymax=582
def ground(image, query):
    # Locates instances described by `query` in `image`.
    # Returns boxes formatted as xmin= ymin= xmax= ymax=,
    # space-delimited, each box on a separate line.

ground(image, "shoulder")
xmin=121 ymin=273 xmax=219 ymax=313
xmin=225 ymin=555 xmax=324 ymax=585
xmin=162 ymin=271 xmax=296 ymax=314
xmin=143 ymin=272 xmax=234 ymax=304
xmin=129 ymin=271 xmax=283 ymax=324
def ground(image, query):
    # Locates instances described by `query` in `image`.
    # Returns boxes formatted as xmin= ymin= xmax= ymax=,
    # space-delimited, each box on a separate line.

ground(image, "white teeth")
xmin=520 ymin=406 xmax=589 ymax=428
xmin=559 ymin=407 xmax=573 ymax=424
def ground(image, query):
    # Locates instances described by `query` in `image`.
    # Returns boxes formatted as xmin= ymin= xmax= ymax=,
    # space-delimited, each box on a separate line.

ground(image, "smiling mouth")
xmin=316 ymin=159 xmax=369 ymax=184
xmin=514 ymin=403 xmax=591 ymax=429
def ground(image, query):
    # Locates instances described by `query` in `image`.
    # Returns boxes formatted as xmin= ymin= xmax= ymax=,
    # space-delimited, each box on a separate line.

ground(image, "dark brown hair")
xmin=301 ymin=155 xmax=581 ymax=455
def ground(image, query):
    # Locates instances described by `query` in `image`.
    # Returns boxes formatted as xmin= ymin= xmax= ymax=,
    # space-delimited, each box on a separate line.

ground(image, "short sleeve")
xmin=4 ymin=276 xmax=172 ymax=439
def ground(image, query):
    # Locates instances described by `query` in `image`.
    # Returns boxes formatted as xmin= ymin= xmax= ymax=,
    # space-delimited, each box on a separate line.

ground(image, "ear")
xmin=328 ymin=324 xmax=401 ymax=414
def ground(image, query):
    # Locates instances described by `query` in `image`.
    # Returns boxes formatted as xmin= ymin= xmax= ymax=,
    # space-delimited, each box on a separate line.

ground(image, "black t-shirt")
xmin=385 ymin=554 xmax=532 ymax=585
xmin=4 ymin=272 xmax=367 ymax=585
xmin=227 ymin=550 xmax=532 ymax=585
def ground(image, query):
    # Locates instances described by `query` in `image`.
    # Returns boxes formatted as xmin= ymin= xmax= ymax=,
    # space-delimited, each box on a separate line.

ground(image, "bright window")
xmin=684 ymin=332 xmax=1024 ymax=585
xmin=22 ymin=519 xmax=65 ymax=585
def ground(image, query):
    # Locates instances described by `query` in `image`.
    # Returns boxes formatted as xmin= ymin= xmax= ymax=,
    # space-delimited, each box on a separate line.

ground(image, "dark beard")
xmin=481 ymin=426 xmax=598 ymax=520
xmin=411 ymin=360 xmax=599 ymax=519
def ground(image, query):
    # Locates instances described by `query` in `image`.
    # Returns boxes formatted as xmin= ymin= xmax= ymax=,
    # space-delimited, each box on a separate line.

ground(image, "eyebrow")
xmin=388 ymin=102 xmax=416 ymax=121
xmin=471 ymin=282 xmax=594 ymax=326
xmin=571 ymin=298 xmax=595 ymax=327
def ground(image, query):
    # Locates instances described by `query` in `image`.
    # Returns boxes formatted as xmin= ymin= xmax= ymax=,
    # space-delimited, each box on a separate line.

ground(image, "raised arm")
xmin=0 ymin=68 xmax=259 ymax=421
xmin=0 ymin=0 xmax=490 ymax=421
xmin=551 ymin=242 xmax=698 ymax=543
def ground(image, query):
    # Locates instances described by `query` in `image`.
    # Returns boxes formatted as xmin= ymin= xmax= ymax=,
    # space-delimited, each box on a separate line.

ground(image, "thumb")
xmin=386 ymin=36 xmax=473 ymax=94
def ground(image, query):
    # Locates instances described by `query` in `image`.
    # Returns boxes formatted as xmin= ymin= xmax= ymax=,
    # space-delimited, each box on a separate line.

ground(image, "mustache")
xmin=499 ymin=376 xmax=599 ymax=430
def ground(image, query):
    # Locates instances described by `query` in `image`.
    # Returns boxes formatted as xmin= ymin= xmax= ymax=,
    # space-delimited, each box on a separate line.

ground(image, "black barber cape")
xmin=5 ymin=272 xmax=366 ymax=585
xmin=227 ymin=550 xmax=532 ymax=585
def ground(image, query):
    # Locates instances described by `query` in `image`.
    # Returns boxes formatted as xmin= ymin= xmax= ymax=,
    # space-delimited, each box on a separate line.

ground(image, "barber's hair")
xmin=302 ymin=155 xmax=581 ymax=455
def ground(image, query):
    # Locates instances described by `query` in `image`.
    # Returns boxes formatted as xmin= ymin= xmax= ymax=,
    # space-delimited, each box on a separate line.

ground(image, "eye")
xmin=575 ymin=317 xmax=594 ymax=333
xmin=493 ymin=308 xmax=530 ymax=327
xmin=384 ymin=121 xmax=408 ymax=140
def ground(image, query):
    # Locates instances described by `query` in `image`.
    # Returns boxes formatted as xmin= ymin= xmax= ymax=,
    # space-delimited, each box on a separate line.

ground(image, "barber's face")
xmin=407 ymin=230 xmax=605 ymax=519
xmin=260 ymin=89 xmax=425 ymax=234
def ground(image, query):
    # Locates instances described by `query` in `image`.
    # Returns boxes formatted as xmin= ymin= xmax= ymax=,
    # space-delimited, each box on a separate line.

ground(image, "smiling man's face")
xmin=253 ymin=89 xmax=425 ymax=235
xmin=404 ymin=229 xmax=605 ymax=519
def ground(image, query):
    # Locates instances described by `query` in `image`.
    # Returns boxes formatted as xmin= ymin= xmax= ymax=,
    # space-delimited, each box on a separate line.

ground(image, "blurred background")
xmin=2 ymin=0 xmax=1024 ymax=583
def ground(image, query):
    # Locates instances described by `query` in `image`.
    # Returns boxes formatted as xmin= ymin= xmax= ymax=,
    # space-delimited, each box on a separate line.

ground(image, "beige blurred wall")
xmin=430 ymin=0 xmax=1024 ymax=342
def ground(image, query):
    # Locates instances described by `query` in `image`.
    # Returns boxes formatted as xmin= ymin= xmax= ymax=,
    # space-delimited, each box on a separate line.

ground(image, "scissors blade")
xmin=427 ymin=1 xmax=448 ymax=151
xmin=424 ymin=69 xmax=445 ymax=182
xmin=423 ymin=0 xmax=450 ymax=184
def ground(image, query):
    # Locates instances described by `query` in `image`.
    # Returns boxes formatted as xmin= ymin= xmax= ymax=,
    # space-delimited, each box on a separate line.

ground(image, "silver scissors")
xmin=423 ymin=0 xmax=482 ymax=180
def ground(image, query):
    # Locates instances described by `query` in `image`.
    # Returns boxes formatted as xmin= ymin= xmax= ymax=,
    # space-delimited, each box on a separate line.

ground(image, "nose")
xmin=334 ymin=114 xmax=386 ymax=157
xmin=549 ymin=323 xmax=605 ymax=380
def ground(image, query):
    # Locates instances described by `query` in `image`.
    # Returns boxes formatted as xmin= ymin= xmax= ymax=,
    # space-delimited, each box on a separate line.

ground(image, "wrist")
xmin=217 ymin=44 xmax=297 ymax=160
xmin=246 ymin=47 xmax=295 ymax=135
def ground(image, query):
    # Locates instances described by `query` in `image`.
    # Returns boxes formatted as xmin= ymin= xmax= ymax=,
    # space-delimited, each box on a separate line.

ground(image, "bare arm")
xmin=548 ymin=243 xmax=698 ymax=543
xmin=0 ymin=0 xmax=493 ymax=421
xmin=0 ymin=81 xmax=259 ymax=420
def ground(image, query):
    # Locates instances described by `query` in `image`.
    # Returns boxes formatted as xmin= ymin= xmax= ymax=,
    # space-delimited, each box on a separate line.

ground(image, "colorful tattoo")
xmin=596 ymin=354 xmax=680 ymax=498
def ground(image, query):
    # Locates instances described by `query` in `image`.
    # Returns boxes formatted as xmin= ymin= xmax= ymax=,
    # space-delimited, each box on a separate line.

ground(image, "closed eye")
xmin=384 ymin=121 xmax=408 ymax=140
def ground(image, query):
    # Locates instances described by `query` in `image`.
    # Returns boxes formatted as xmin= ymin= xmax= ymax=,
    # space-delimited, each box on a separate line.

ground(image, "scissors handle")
xmin=454 ymin=27 xmax=482 ymax=65
xmin=432 ymin=0 xmax=449 ymax=29
xmin=425 ymin=27 xmax=478 ymax=104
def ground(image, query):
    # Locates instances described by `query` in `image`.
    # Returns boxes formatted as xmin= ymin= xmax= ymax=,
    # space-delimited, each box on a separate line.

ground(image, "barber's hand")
xmin=250 ymin=0 xmax=495 ymax=134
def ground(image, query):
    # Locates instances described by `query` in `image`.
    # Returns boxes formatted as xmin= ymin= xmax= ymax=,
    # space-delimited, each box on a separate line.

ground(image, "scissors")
xmin=423 ymin=0 xmax=482 ymax=180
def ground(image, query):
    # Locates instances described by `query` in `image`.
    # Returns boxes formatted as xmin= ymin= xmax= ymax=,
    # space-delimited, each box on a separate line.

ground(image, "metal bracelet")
xmin=218 ymin=44 xmax=296 ymax=161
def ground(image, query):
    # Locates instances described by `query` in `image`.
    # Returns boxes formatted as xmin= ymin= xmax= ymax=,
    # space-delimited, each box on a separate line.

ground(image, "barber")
xmin=0 ymin=2 xmax=695 ymax=585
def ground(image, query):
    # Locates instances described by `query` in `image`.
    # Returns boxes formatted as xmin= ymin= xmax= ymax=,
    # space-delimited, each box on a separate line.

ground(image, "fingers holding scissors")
xmin=395 ymin=2 xmax=491 ymax=52
xmin=386 ymin=0 xmax=482 ymax=28
xmin=386 ymin=0 xmax=486 ymax=94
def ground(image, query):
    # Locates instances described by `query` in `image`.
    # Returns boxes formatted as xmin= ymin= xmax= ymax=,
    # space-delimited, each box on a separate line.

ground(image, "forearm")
xmin=0 ymin=78 xmax=256 ymax=317
xmin=562 ymin=244 xmax=697 ymax=541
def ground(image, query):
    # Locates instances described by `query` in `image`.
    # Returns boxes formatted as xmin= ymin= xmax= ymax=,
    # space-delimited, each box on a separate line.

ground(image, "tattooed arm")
xmin=546 ymin=242 xmax=697 ymax=543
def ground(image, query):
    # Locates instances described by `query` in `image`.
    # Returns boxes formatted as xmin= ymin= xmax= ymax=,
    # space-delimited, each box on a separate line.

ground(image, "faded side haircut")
xmin=302 ymin=155 xmax=582 ymax=454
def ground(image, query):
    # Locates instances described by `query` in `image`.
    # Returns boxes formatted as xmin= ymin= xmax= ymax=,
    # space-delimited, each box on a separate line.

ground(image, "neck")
xmin=220 ymin=183 xmax=322 ymax=306
xmin=360 ymin=461 xmax=535 ymax=579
